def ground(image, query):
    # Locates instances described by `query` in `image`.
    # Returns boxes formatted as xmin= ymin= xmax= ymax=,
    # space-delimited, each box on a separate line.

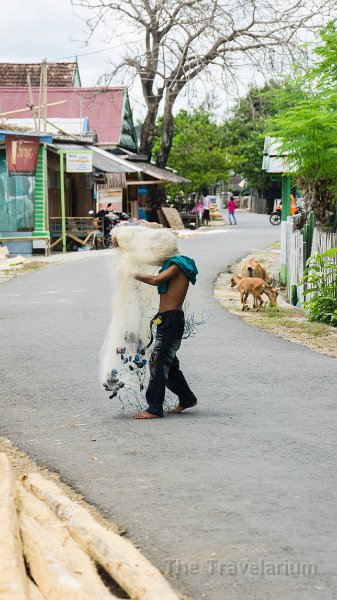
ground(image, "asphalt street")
xmin=0 ymin=213 xmax=336 ymax=600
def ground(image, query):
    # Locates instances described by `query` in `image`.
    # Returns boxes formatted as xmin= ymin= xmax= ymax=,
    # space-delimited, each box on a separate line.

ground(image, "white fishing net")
xmin=100 ymin=225 xmax=180 ymax=408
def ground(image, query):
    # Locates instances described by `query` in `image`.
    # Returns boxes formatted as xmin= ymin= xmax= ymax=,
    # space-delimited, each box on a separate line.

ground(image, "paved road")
xmin=1 ymin=214 xmax=336 ymax=600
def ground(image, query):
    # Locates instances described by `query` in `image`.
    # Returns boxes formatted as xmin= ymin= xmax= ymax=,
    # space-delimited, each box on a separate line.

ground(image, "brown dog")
xmin=230 ymin=275 xmax=279 ymax=311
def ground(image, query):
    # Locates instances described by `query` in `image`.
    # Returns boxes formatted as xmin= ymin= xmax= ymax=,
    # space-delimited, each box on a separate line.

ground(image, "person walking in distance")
xmin=202 ymin=193 xmax=211 ymax=226
xmin=228 ymin=196 xmax=237 ymax=225
xmin=133 ymin=255 xmax=198 ymax=419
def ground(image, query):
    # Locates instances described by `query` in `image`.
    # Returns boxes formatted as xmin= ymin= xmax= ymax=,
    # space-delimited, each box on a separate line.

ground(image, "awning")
xmin=49 ymin=143 xmax=140 ymax=174
xmin=127 ymin=161 xmax=189 ymax=184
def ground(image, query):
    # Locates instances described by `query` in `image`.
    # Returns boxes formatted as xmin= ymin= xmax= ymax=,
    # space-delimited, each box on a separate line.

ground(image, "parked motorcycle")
xmin=269 ymin=202 xmax=303 ymax=226
xmin=104 ymin=212 xmax=131 ymax=247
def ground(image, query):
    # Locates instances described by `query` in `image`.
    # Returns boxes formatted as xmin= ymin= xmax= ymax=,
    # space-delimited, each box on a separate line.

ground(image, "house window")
xmin=0 ymin=151 xmax=35 ymax=232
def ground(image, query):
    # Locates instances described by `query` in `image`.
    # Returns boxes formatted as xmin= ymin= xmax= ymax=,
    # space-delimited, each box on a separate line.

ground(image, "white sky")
xmin=1 ymin=1 xmax=113 ymax=84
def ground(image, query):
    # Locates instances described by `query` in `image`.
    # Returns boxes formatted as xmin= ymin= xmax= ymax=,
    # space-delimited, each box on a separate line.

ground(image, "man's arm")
xmin=134 ymin=265 xmax=180 ymax=286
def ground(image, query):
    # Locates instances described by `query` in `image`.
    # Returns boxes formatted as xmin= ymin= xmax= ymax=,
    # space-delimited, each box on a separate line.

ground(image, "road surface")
xmin=0 ymin=214 xmax=336 ymax=600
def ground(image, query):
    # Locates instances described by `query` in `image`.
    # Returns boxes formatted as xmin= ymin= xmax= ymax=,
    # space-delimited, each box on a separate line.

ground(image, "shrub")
xmin=301 ymin=248 xmax=337 ymax=327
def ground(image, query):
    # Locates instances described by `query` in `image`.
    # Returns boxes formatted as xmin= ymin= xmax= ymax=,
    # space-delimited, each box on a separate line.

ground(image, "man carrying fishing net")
xmin=133 ymin=254 xmax=198 ymax=419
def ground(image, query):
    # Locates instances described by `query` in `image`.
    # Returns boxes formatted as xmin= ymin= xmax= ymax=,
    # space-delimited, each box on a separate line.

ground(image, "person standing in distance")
xmin=202 ymin=193 xmax=211 ymax=226
xmin=228 ymin=196 xmax=237 ymax=225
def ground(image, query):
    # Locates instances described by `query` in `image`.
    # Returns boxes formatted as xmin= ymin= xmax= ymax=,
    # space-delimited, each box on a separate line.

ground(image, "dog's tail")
xmin=247 ymin=266 xmax=254 ymax=277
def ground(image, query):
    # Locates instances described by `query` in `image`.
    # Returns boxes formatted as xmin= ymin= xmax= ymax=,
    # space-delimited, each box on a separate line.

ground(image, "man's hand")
xmin=134 ymin=265 xmax=180 ymax=287
xmin=134 ymin=273 xmax=156 ymax=285
xmin=111 ymin=235 xmax=118 ymax=247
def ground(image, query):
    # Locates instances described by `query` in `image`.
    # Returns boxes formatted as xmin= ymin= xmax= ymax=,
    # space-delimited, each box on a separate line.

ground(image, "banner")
xmin=6 ymin=135 xmax=40 ymax=176
xmin=66 ymin=152 xmax=92 ymax=173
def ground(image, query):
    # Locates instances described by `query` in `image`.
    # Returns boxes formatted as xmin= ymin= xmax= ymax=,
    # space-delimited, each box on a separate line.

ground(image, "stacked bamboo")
xmin=0 ymin=454 xmax=179 ymax=600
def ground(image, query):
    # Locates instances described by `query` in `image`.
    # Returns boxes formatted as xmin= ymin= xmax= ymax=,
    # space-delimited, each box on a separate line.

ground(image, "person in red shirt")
xmin=228 ymin=196 xmax=237 ymax=225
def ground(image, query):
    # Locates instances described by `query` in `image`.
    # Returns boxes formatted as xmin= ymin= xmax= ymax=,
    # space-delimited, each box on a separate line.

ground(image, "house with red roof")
xmin=0 ymin=86 xmax=139 ymax=153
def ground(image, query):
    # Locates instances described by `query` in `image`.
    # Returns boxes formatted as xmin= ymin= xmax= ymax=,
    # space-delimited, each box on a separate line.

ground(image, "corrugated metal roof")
xmin=50 ymin=143 xmax=140 ymax=174
xmin=0 ymin=63 xmax=78 ymax=87
xmin=127 ymin=161 xmax=188 ymax=184
xmin=0 ymin=87 xmax=125 ymax=145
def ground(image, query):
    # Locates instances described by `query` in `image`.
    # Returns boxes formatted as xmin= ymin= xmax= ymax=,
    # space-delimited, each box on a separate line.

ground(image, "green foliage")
xmin=266 ymin=23 xmax=337 ymax=222
xmin=221 ymin=82 xmax=282 ymax=192
xmin=301 ymin=248 xmax=337 ymax=327
xmin=312 ymin=21 xmax=337 ymax=87
xmin=153 ymin=107 xmax=232 ymax=193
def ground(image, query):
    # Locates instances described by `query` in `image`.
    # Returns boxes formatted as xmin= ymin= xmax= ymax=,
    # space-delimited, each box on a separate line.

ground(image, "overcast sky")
xmin=1 ymin=0 xmax=245 ymax=120
xmin=1 ymin=0 xmax=114 ymax=84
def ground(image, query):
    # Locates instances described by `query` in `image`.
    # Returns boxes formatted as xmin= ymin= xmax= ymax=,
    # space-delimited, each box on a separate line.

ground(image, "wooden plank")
xmin=0 ymin=237 xmax=48 ymax=242
xmin=126 ymin=180 xmax=166 ymax=185
xmin=160 ymin=207 xmax=185 ymax=230
xmin=157 ymin=209 xmax=168 ymax=227
xmin=22 ymin=474 xmax=180 ymax=600
xmin=18 ymin=485 xmax=116 ymax=600
xmin=0 ymin=454 xmax=30 ymax=600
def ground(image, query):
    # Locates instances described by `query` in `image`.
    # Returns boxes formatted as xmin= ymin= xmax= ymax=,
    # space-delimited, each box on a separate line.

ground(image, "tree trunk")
xmin=298 ymin=176 xmax=333 ymax=225
xmin=156 ymin=94 xmax=175 ymax=168
xmin=139 ymin=99 xmax=160 ymax=160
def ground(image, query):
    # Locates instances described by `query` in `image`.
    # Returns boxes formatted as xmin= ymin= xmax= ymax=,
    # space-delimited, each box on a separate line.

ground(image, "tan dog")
xmin=241 ymin=259 xmax=270 ymax=307
xmin=230 ymin=275 xmax=279 ymax=312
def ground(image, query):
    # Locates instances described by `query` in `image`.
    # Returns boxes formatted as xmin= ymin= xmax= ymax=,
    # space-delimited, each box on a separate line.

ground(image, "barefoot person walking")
xmin=133 ymin=255 xmax=198 ymax=420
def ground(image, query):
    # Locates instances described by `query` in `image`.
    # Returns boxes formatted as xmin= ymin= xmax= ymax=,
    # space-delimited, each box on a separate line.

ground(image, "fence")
xmin=286 ymin=214 xmax=337 ymax=305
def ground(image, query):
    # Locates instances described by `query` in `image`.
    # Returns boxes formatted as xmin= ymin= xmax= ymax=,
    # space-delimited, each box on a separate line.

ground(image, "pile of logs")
xmin=0 ymin=454 xmax=178 ymax=600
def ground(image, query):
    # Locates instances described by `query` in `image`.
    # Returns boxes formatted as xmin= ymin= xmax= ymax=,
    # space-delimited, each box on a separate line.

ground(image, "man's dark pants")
xmin=146 ymin=310 xmax=197 ymax=417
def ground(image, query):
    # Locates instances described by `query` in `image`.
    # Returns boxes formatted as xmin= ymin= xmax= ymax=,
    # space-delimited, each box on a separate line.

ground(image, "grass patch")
xmin=20 ymin=261 xmax=49 ymax=272
xmin=250 ymin=308 xmax=331 ymax=337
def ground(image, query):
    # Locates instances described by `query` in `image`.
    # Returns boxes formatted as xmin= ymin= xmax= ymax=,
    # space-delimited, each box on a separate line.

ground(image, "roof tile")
xmin=0 ymin=63 xmax=78 ymax=87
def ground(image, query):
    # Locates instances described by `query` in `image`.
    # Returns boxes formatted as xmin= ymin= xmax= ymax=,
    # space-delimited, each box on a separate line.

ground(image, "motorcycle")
xmin=269 ymin=202 xmax=303 ymax=226
xmin=103 ymin=212 xmax=131 ymax=247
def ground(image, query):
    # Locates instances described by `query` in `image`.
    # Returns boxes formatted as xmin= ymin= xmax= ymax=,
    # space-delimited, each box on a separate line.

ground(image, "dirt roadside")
xmin=214 ymin=242 xmax=337 ymax=360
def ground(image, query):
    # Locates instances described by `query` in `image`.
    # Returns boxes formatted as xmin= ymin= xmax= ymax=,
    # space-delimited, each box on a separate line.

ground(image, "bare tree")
xmin=73 ymin=0 xmax=334 ymax=167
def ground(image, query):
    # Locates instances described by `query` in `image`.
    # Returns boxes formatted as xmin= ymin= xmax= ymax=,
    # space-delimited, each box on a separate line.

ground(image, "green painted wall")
xmin=33 ymin=145 xmax=49 ymax=237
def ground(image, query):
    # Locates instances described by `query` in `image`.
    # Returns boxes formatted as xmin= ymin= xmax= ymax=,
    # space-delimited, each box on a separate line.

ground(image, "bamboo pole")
xmin=0 ymin=101 xmax=66 ymax=119
xmin=27 ymin=73 xmax=38 ymax=132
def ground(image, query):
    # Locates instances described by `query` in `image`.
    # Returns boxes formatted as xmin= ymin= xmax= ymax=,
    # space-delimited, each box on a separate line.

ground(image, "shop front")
xmin=0 ymin=131 xmax=52 ymax=254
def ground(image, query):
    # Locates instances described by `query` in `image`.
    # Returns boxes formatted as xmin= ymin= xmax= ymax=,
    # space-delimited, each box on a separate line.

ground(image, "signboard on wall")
xmin=97 ymin=186 xmax=123 ymax=212
xmin=6 ymin=135 xmax=40 ymax=176
xmin=66 ymin=152 xmax=92 ymax=173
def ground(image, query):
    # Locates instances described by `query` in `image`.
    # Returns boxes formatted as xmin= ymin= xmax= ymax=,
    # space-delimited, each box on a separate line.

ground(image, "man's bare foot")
xmin=133 ymin=411 xmax=161 ymax=419
xmin=169 ymin=401 xmax=197 ymax=414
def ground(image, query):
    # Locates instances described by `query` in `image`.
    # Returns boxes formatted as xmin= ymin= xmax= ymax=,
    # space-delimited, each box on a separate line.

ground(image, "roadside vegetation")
xmin=214 ymin=245 xmax=337 ymax=359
